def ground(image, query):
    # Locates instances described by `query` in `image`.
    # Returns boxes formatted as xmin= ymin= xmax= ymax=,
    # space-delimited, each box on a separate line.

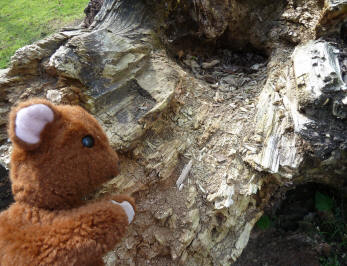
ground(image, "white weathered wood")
xmin=176 ymin=160 xmax=193 ymax=190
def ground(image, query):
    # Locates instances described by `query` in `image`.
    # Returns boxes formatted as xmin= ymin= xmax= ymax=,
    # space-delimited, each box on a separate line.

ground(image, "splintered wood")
xmin=176 ymin=160 xmax=193 ymax=191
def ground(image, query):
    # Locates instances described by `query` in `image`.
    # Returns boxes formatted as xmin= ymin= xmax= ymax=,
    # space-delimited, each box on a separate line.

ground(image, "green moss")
xmin=315 ymin=191 xmax=334 ymax=212
xmin=0 ymin=0 xmax=89 ymax=69
xmin=256 ymin=215 xmax=272 ymax=230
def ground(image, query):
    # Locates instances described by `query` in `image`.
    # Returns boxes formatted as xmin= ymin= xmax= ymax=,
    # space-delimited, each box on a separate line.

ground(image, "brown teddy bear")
xmin=0 ymin=98 xmax=135 ymax=266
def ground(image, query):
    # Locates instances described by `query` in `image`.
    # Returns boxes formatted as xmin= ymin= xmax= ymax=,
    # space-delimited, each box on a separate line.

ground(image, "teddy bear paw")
xmin=111 ymin=200 xmax=135 ymax=224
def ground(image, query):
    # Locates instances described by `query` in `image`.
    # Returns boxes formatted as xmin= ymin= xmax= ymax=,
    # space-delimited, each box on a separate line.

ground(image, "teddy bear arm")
xmin=53 ymin=200 xmax=129 ymax=245
xmin=26 ymin=201 xmax=131 ymax=264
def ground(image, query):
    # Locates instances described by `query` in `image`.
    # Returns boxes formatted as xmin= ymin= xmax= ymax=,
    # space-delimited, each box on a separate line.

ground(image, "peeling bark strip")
xmin=0 ymin=0 xmax=346 ymax=265
xmin=176 ymin=159 xmax=193 ymax=190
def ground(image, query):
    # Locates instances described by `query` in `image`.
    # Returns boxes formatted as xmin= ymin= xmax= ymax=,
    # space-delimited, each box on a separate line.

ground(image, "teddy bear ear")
xmin=9 ymin=100 xmax=56 ymax=150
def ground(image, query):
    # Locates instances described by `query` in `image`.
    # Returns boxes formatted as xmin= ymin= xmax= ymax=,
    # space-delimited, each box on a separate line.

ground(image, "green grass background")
xmin=0 ymin=0 xmax=89 ymax=68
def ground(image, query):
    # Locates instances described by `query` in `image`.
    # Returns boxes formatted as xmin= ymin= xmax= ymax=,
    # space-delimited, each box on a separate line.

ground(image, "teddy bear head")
xmin=8 ymin=99 xmax=120 ymax=210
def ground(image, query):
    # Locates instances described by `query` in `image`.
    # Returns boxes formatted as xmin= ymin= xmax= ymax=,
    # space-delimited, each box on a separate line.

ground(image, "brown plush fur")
xmin=0 ymin=99 xmax=135 ymax=265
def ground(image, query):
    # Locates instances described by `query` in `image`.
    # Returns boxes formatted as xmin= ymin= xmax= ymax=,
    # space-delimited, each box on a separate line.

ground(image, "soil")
xmin=235 ymin=229 xmax=321 ymax=266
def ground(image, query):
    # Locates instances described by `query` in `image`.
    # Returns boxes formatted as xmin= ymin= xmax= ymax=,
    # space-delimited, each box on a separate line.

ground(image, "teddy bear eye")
xmin=82 ymin=135 xmax=94 ymax=148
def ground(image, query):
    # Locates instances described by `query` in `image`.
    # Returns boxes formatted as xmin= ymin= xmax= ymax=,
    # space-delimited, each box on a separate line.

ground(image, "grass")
xmin=0 ymin=0 xmax=89 ymax=69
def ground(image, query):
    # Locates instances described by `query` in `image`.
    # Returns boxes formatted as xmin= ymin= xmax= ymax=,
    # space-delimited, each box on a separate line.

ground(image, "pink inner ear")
xmin=15 ymin=104 xmax=54 ymax=144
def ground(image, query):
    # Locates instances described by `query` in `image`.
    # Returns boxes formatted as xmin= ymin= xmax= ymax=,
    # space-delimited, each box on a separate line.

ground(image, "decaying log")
xmin=0 ymin=0 xmax=346 ymax=265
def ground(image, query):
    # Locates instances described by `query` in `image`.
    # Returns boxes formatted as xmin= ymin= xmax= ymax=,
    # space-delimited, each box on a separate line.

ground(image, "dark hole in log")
xmin=341 ymin=22 xmax=347 ymax=44
xmin=0 ymin=164 xmax=13 ymax=212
